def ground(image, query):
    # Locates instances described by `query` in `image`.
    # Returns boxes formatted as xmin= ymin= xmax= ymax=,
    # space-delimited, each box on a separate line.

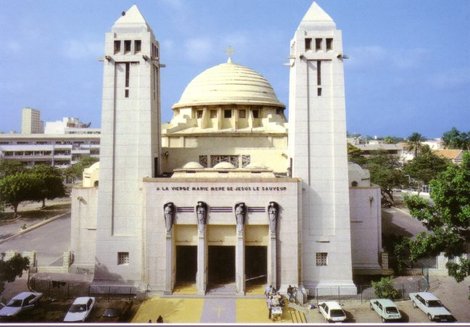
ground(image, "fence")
xmin=30 ymin=277 xmax=137 ymax=300
xmin=309 ymin=276 xmax=429 ymax=303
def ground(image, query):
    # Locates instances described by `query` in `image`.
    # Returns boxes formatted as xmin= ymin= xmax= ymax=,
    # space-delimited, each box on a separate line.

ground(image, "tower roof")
xmin=112 ymin=5 xmax=151 ymax=32
xmin=299 ymin=2 xmax=335 ymax=28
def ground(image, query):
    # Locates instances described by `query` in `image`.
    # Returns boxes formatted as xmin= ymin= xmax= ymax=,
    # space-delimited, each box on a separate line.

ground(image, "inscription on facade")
xmin=154 ymin=185 xmax=288 ymax=192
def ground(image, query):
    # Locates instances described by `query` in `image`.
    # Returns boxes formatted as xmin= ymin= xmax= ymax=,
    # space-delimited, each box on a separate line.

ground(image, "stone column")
xmin=197 ymin=225 xmax=207 ymax=295
xmin=267 ymin=202 xmax=279 ymax=288
xmin=268 ymin=234 xmax=277 ymax=288
xmin=164 ymin=231 xmax=174 ymax=294
xmin=236 ymin=226 xmax=245 ymax=295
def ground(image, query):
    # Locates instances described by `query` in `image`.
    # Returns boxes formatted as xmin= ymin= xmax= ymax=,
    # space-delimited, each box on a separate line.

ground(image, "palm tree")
xmin=406 ymin=132 xmax=425 ymax=158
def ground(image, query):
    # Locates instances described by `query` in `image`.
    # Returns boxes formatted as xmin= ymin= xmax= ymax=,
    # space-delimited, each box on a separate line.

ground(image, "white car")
xmin=63 ymin=297 xmax=96 ymax=322
xmin=409 ymin=292 xmax=455 ymax=322
xmin=369 ymin=298 xmax=402 ymax=322
xmin=0 ymin=291 xmax=43 ymax=318
xmin=318 ymin=301 xmax=347 ymax=323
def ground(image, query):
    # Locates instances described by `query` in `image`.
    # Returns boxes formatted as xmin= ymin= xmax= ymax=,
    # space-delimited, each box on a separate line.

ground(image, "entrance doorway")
xmin=245 ymin=246 xmax=267 ymax=290
xmin=176 ymin=246 xmax=197 ymax=283
xmin=208 ymin=246 xmax=235 ymax=286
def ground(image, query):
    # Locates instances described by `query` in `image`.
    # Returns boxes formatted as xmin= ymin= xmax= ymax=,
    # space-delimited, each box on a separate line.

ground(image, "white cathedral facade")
xmin=71 ymin=2 xmax=384 ymax=297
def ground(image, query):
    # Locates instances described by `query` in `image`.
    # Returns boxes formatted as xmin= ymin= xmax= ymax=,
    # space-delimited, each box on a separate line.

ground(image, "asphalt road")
xmin=0 ymin=213 xmax=71 ymax=266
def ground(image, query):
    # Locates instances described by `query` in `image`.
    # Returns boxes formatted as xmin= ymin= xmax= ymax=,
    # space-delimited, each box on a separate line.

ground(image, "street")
xmin=0 ymin=213 xmax=71 ymax=266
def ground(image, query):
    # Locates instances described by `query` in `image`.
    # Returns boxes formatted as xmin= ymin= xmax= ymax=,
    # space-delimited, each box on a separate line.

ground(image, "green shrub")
xmin=372 ymin=277 xmax=400 ymax=299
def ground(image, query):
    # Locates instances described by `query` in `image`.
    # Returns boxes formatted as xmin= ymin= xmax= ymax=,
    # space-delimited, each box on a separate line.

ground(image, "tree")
xmin=0 ymin=253 xmax=30 ymax=293
xmin=64 ymin=156 xmax=98 ymax=182
xmin=404 ymin=146 xmax=450 ymax=186
xmin=442 ymin=127 xmax=470 ymax=150
xmin=30 ymin=165 xmax=66 ymax=207
xmin=0 ymin=159 xmax=24 ymax=179
xmin=347 ymin=143 xmax=367 ymax=166
xmin=0 ymin=172 xmax=40 ymax=216
xmin=406 ymin=132 xmax=426 ymax=157
xmin=364 ymin=152 xmax=407 ymax=206
xmin=404 ymin=152 xmax=470 ymax=282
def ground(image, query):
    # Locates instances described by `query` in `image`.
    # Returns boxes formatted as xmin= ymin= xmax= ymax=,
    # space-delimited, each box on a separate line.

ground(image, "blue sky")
xmin=0 ymin=0 xmax=469 ymax=138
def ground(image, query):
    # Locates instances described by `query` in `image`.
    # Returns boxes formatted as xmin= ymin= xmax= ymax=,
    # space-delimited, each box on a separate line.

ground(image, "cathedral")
xmin=71 ymin=2 xmax=383 ymax=297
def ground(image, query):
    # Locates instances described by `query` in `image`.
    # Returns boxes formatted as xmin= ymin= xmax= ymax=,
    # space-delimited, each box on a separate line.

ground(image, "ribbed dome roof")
xmin=173 ymin=59 xmax=285 ymax=109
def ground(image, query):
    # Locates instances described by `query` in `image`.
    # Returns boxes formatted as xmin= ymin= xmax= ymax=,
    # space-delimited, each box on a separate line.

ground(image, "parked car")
xmin=63 ymin=297 xmax=96 ymax=322
xmin=409 ymin=292 xmax=455 ymax=322
xmin=369 ymin=298 xmax=402 ymax=322
xmin=318 ymin=301 xmax=347 ymax=323
xmin=98 ymin=300 xmax=133 ymax=322
xmin=0 ymin=292 xmax=43 ymax=318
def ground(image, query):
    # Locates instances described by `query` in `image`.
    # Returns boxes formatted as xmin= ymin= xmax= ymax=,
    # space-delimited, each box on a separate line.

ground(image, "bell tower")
xmin=288 ymin=2 xmax=356 ymax=295
xmin=95 ymin=5 xmax=161 ymax=285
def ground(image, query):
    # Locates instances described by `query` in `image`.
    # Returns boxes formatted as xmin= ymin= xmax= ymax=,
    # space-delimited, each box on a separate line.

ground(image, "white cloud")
xmin=62 ymin=39 xmax=103 ymax=60
xmin=6 ymin=41 xmax=21 ymax=53
xmin=159 ymin=0 xmax=185 ymax=11
xmin=184 ymin=37 xmax=215 ymax=63
xmin=347 ymin=45 xmax=429 ymax=70
xmin=429 ymin=68 xmax=470 ymax=90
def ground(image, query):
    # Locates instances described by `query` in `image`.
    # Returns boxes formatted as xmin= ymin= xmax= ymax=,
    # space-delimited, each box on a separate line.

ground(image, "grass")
xmin=0 ymin=200 xmax=71 ymax=222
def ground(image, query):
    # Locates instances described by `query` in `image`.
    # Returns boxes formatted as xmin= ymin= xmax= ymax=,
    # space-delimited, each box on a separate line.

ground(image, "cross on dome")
xmin=225 ymin=46 xmax=235 ymax=63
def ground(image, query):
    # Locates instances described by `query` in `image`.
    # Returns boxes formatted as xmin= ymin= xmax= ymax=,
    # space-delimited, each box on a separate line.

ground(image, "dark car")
xmin=98 ymin=300 xmax=133 ymax=322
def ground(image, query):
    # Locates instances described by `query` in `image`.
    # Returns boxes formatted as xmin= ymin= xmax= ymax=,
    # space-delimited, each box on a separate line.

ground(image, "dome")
xmin=212 ymin=161 xmax=236 ymax=169
xmin=182 ymin=161 xmax=204 ymax=169
xmin=173 ymin=59 xmax=285 ymax=109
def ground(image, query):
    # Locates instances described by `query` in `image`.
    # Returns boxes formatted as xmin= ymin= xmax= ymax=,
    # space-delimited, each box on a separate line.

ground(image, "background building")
xmin=21 ymin=107 xmax=43 ymax=134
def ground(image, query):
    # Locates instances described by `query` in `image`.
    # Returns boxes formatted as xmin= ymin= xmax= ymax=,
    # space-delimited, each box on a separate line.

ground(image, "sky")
xmin=0 ymin=0 xmax=469 ymax=139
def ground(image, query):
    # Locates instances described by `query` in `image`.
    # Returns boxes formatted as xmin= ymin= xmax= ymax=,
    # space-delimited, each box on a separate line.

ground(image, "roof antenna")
xmin=121 ymin=11 xmax=126 ymax=16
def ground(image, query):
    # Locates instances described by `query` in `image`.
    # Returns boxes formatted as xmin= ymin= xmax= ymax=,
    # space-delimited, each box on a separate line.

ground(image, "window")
xmin=114 ymin=40 xmax=121 ymax=54
xmin=252 ymin=109 xmax=259 ymax=118
xmin=196 ymin=110 xmax=203 ymax=118
xmin=124 ymin=40 xmax=131 ymax=53
xmin=317 ymin=88 xmax=322 ymax=96
xmin=224 ymin=109 xmax=232 ymax=118
xmin=326 ymin=38 xmax=333 ymax=51
xmin=239 ymin=110 xmax=246 ymax=118
xmin=305 ymin=38 xmax=312 ymax=50
xmin=315 ymin=38 xmax=322 ymax=51
xmin=210 ymin=110 xmax=217 ymax=118
xmin=125 ymin=63 xmax=130 ymax=87
xmin=316 ymin=252 xmax=328 ymax=266
xmin=276 ymin=108 xmax=283 ymax=115
xmin=134 ymin=40 xmax=141 ymax=53
xmin=199 ymin=155 xmax=208 ymax=168
xmin=118 ymin=252 xmax=129 ymax=265
xmin=316 ymin=60 xmax=322 ymax=85
xmin=211 ymin=155 xmax=239 ymax=168
xmin=125 ymin=62 xmax=130 ymax=98
xmin=242 ymin=155 xmax=251 ymax=168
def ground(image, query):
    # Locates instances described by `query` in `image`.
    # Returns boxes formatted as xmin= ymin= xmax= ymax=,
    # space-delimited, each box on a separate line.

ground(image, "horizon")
xmin=0 ymin=1 xmax=469 ymax=139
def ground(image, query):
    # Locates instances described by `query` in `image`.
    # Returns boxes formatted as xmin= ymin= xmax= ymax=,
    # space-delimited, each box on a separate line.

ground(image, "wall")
xmin=349 ymin=187 xmax=382 ymax=270
xmin=70 ymin=187 xmax=97 ymax=272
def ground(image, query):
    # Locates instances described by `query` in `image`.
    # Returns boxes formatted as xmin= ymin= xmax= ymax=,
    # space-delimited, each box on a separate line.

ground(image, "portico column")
xmin=267 ymin=202 xmax=279 ymax=288
xmin=268 ymin=234 xmax=277 ymax=288
xmin=235 ymin=202 xmax=247 ymax=295
xmin=236 ymin=226 xmax=245 ymax=295
xmin=197 ymin=225 xmax=207 ymax=295
xmin=196 ymin=201 xmax=208 ymax=295
xmin=164 ymin=231 xmax=174 ymax=294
